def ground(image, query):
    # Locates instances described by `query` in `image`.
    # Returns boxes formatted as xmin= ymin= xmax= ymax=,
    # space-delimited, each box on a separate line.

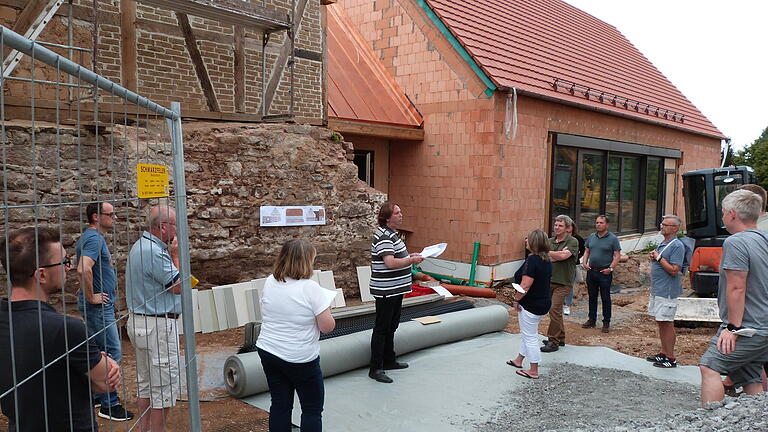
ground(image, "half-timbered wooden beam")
xmin=176 ymin=12 xmax=221 ymax=112
xmin=233 ymin=25 xmax=245 ymax=113
xmin=120 ymin=0 xmax=138 ymax=92
xmin=258 ymin=0 xmax=308 ymax=115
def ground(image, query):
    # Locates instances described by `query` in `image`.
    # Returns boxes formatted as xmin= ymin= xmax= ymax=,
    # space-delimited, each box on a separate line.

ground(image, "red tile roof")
xmin=327 ymin=4 xmax=423 ymax=129
xmin=425 ymin=0 xmax=724 ymax=139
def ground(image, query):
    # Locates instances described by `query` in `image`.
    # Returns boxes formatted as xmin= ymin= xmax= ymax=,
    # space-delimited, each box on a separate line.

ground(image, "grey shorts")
xmin=699 ymin=328 xmax=768 ymax=388
xmin=647 ymin=295 xmax=678 ymax=321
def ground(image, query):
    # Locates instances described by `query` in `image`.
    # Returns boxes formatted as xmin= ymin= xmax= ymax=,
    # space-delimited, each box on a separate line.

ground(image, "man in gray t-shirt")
xmin=699 ymin=189 xmax=768 ymax=407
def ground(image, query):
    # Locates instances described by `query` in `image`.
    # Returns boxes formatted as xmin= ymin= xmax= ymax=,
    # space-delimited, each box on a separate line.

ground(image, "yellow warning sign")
xmin=136 ymin=164 xmax=169 ymax=198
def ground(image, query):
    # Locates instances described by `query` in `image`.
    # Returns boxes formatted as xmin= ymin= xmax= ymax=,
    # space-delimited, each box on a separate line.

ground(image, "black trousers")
xmin=369 ymin=294 xmax=403 ymax=371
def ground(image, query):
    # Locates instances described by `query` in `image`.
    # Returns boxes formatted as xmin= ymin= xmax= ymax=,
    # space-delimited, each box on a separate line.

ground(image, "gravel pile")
xmin=470 ymin=362 xmax=701 ymax=431
xmin=608 ymin=392 xmax=768 ymax=432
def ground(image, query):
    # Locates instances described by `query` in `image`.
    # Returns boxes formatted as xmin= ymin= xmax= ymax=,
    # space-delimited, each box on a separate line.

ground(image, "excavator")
xmin=683 ymin=165 xmax=757 ymax=297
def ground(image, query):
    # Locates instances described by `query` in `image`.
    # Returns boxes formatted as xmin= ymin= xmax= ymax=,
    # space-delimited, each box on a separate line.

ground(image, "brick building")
xmin=335 ymin=0 xmax=724 ymax=283
xmin=0 ymin=0 xmax=324 ymax=122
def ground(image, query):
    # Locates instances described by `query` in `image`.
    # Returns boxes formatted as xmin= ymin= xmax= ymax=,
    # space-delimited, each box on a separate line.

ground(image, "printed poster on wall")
xmin=260 ymin=206 xmax=326 ymax=227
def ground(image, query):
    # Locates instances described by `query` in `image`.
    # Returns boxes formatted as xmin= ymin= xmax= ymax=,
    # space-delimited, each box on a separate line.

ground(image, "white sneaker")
xmin=563 ymin=305 xmax=571 ymax=315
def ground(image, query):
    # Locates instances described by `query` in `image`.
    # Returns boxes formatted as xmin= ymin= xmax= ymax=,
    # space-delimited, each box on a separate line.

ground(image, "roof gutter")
xmin=415 ymin=0 xmax=497 ymax=98
xmin=497 ymin=86 xmax=727 ymax=141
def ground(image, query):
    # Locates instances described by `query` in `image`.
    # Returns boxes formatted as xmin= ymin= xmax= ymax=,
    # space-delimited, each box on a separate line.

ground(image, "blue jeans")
xmin=78 ymin=297 xmax=121 ymax=408
xmin=586 ymin=270 xmax=613 ymax=323
xmin=258 ymin=348 xmax=324 ymax=432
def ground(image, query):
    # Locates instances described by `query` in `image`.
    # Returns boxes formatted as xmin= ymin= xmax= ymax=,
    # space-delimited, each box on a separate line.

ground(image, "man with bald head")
xmin=126 ymin=205 xmax=181 ymax=432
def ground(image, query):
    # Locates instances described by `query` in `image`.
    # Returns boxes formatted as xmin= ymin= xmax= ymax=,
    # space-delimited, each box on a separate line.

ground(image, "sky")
xmin=564 ymin=0 xmax=767 ymax=151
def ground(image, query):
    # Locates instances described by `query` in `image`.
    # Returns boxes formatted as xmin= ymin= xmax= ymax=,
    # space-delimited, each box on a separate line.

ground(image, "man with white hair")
xmin=646 ymin=215 xmax=685 ymax=368
xmin=126 ymin=205 xmax=182 ymax=431
xmin=699 ymin=189 xmax=768 ymax=406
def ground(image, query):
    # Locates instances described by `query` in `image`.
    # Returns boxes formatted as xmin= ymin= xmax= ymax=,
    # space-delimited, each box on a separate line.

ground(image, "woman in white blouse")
xmin=256 ymin=239 xmax=336 ymax=431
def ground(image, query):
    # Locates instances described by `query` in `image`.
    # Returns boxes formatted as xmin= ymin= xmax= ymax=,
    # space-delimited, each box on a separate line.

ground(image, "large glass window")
xmin=606 ymin=156 xmax=620 ymax=229
xmin=579 ymin=152 xmax=603 ymax=230
xmin=619 ymin=156 xmax=640 ymax=232
xmin=552 ymin=144 xmax=667 ymax=235
xmin=553 ymin=147 xmax=577 ymax=220
xmin=644 ymin=158 xmax=662 ymax=230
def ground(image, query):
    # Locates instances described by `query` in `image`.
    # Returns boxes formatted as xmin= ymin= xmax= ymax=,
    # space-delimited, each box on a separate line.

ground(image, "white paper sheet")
xmin=419 ymin=243 xmax=447 ymax=259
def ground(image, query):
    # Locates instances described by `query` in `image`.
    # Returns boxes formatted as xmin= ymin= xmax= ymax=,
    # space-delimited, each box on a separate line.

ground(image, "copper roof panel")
xmin=327 ymin=4 xmax=423 ymax=128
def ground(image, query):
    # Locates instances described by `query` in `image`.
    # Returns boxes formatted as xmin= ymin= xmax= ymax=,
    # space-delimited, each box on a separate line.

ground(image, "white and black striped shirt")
xmin=370 ymin=226 xmax=412 ymax=297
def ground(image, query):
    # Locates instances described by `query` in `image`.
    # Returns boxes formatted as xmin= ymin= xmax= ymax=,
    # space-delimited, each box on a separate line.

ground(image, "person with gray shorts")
xmin=646 ymin=215 xmax=685 ymax=368
xmin=699 ymin=189 xmax=768 ymax=407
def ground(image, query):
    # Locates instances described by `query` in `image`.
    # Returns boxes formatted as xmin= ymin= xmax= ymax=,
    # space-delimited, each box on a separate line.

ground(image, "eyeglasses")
xmin=660 ymin=223 xmax=678 ymax=228
xmin=101 ymin=212 xmax=117 ymax=219
xmin=31 ymin=257 xmax=72 ymax=276
xmin=162 ymin=221 xmax=177 ymax=227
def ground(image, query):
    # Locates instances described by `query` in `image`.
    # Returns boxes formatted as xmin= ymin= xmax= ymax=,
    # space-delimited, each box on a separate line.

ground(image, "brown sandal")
xmin=506 ymin=359 xmax=523 ymax=368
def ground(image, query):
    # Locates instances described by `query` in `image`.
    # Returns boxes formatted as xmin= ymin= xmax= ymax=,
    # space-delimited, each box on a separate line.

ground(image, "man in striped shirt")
xmin=369 ymin=202 xmax=424 ymax=383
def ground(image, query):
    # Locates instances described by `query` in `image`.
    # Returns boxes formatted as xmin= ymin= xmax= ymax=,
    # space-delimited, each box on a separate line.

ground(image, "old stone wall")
xmin=0 ymin=0 xmax=324 ymax=121
xmin=181 ymin=122 xmax=385 ymax=292
xmin=0 ymin=121 xmax=384 ymax=312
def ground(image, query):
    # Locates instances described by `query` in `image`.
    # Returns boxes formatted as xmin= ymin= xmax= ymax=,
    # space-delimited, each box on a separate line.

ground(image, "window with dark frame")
xmin=352 ymin=150 xmax=375 ymax=188
xmin=551 ymin=140 xmax=667 ymax=235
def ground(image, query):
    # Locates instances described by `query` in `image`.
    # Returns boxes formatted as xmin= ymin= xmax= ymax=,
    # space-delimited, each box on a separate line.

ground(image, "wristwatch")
xmin=608 ymin=267 xmax=613 ymax=272
xmin=726 ymin=323 xmax=743 ymax=332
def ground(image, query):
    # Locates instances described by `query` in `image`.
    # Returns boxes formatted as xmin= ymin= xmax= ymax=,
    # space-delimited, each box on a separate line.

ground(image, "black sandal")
xmin=506 ymin=359 xmax=523 ymax=368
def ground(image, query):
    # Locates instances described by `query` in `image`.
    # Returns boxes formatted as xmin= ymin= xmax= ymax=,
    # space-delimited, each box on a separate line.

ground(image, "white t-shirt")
xmin=256 ymin=275 xmax=337 ymax=363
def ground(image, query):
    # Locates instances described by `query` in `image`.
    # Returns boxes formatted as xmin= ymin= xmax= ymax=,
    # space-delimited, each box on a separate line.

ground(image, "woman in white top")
xmin=256 ymin=239 xmax=336 ymax=432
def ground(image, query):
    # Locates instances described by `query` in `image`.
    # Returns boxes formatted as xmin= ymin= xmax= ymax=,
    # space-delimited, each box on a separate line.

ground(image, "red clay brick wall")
xmin=0 ymin=0 xmax=323 ymax=120
xmin=341 ymin=0 xmax=721 ymax=265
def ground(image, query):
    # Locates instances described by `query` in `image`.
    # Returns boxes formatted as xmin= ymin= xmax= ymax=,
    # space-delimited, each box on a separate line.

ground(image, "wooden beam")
xmin=233 ymin=25 xmax=245 ymax=113
xmin=11 ymin=0 xmax=49 ymax=34
xmin=136 ymin=0 xmax=290 ymax=30
xmin=176 ymin=12 xmax=221 ymax=112
xmin=120 ymin=0 xmax=138 ymax=92
xmin=320 ymin=3 xmax=328 ymax=125
xmin=258 ymin=0 xmax=309 ymax=115
xmin=328 ymin=119 xmax=425 ymax=141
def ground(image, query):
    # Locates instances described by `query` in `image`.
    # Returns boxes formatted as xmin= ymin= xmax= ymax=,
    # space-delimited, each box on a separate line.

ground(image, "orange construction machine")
xmin=683 ymin=166 xmax=757 ymax=296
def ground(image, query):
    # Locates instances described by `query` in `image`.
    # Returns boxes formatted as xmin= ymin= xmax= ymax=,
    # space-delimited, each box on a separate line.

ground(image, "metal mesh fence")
xmin=0 ymin=24 xmax=200 ymax=431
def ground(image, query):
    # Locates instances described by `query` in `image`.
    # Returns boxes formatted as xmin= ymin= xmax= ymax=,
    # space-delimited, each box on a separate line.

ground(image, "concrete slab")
xmin=212 ymin=286 xmax=230 ymax=330
xmin=318 ymin=270 xmax=335 ymax=291
xmin=191 ymin=289 xmax=201 ymax=332
xmin=245 ymin=284 xmax=264 ymax=323
xmin=231 ymin=282 xmax=252 ymax=327
xmin=356 ymin=266 xmax=374 ymax=302
xmin=675 ymin=297 xmax=721 ymax=322
xmin=197 ymin=289 xmax=219 ymax=333
xmin=243 ymin=332 xmax=700 ymax=431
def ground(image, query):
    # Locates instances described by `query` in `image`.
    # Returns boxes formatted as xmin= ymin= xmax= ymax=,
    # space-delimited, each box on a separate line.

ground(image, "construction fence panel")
xmin=0 ymin=25 xmax=201 ymax=431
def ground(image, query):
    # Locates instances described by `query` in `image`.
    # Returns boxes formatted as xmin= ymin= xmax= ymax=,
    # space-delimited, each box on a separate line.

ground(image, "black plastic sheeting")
xmin=238 ymin=299 xmax=475 ymax=353
xmin=319 ymin=299 xmax=474 ymax=340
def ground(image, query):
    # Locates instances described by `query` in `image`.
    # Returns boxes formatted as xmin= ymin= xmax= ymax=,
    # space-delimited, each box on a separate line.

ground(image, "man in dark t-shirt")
xmin=0 ymin=227 xmax=120 ymax=431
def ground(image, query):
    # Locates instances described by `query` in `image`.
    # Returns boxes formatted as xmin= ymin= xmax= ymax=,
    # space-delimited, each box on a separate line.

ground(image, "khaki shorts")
xmin=127 ymin=314 xmax=180 ymax=408
xmin=647 ymin=295 xmax=678 ymax=321
xmin=699 ymin=329 xmax=768 ymax=388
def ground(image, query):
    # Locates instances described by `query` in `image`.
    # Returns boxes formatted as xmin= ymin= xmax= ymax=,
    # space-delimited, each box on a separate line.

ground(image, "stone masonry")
xmin=0 ymin=121 xmax=385 ymax=313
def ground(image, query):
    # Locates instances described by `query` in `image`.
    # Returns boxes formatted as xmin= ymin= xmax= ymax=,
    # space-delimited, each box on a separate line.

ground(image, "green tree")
xmin=734 ymin=126 xmax=768 ymax=191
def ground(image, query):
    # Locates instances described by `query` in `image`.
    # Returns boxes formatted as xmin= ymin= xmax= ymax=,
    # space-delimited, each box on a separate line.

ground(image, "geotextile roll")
xmin=223 ymin=304 xmax=509 ymax=397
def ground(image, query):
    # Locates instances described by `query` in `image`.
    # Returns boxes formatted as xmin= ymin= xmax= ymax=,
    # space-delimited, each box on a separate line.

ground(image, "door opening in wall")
xmin=353 ymin=150 xmax=375 ymax=187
